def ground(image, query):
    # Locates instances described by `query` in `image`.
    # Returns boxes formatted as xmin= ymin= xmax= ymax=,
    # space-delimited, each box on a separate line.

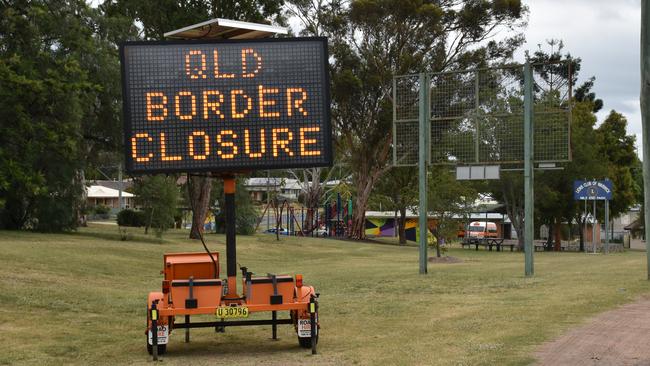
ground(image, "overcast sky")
xmin=517 ymin=0 xmax=642 ymax=154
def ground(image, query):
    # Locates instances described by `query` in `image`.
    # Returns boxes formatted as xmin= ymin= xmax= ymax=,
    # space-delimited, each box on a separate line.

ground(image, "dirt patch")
xmin=428 ymin=256 xmax=463 ymax=264
xmin=534 ymin=297 xmax=650 ymax=365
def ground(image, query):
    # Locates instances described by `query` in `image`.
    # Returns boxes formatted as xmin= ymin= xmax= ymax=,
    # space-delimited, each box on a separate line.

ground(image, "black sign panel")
xmin=120 ymin=37 xmax=331 ymax=174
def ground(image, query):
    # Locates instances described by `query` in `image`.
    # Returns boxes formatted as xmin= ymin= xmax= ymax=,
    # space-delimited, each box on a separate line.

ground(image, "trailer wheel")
xmin=298 ymin=335 xmax=315 ymax=348
xmin=297 ymin=318 xmax=318 ymax=349
xmin=146 ymin=337 xmax=167 ymax=355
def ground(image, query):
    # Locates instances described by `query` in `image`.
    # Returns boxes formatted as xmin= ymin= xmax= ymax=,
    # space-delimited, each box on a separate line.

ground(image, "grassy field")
xmin=1 ymin=225 xmax=649 ymax=366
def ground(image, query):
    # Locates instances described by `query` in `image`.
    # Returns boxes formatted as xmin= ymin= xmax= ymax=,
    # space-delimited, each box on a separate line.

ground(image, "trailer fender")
xmin=294 ymin=285 xmax=315 ymax=304
xmin=292 ymin=286 xmax=318 ymax=322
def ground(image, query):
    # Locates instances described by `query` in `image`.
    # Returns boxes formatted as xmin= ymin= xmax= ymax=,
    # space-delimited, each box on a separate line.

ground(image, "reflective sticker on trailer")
xmin=297 ymin=317 xmax=318 ymax=338
xmin=148 ymin=325 xmax=169 ymax=345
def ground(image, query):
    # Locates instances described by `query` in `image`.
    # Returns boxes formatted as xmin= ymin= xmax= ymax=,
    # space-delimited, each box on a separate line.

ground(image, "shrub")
xmin=93 ymin=205 xmax=110 ymax=215
xmin=117 ymin=209 xmax=146 ymax=227
xmin=133 ymin=175 xmax=179 ymax=237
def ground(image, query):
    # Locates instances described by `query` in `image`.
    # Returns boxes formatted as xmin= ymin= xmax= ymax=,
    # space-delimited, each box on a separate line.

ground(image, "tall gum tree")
xmin=321 ymin=0 xmax=526 ymax=239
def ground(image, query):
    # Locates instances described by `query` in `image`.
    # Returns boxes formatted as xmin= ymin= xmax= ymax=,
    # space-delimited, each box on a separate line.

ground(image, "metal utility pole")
xmin=641 ymin=0 xmax=650 ymax=279
xmin=524 ymin=61 xmax=534 ymax=276
xmin=418 ymin=72 xmax=430 ymax=274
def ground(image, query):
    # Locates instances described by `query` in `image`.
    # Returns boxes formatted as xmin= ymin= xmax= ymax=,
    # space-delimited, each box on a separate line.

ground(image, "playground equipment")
xmin=256 ymin=193 xmax=353 ymax=239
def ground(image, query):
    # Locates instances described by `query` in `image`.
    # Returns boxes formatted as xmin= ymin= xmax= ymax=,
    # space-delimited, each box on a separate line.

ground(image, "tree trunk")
xmin=188 ymin=175 xmax=213 ymax=240
xmin=553 ymin=221 xmax=562 ymax=251
xmin=545 ymin=220 xmax=554 ymax=251
xmin=398 ymin=206 xmax=407 ymax=245
xmin=435 ymin=233 xmax=441 ymax=258
xmin=350 ymin=181 xmax=373 ymax=239
xmin=304 ymin=208 xmax=314 ymax=233
xmin=145 ymin=207 xmax=154 ymax=235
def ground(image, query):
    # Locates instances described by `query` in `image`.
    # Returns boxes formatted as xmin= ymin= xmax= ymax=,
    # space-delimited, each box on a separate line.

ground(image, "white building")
xmin=244 ymin=178 xmax=302 ymax=202
xmin=86 ymin=185 xmax=134 ymax=210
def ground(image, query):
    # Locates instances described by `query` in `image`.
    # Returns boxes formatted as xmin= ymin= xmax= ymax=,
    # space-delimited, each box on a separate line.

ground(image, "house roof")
xmin=87 ymin=185 xmax=134 ymax=198
xmin=625 ymin=218 xmax=644 ymax=231
xmin=244 ymin=178 xmax=302 ymax=191
xmin=91 ymin=179 xmax=133 ymax=191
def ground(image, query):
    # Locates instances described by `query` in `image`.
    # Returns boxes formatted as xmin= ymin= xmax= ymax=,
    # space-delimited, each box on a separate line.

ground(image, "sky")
xmin=517 ymin=0 xmax=642 ymax=154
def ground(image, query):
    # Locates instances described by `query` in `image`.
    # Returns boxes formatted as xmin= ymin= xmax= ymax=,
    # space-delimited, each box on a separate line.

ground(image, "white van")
xmin=466 ymin=221 xmax=498 ymax=239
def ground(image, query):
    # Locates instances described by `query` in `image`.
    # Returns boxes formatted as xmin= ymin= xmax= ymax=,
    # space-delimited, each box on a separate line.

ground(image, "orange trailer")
xmin=146 ymin=177 xmax=320 ymax=360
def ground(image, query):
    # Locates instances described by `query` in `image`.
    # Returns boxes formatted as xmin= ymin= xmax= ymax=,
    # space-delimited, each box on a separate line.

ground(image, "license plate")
xmin=216 ymin=306 xmax=249 ymax=318
xmin=298 ymin=318 xmax=318 ymax=338
xmin=148 ymin=325 xmax=169 ymax=345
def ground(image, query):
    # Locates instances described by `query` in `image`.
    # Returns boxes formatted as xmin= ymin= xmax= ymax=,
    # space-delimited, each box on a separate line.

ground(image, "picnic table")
xmin=461 ymin=238 xmax=516 ymax=252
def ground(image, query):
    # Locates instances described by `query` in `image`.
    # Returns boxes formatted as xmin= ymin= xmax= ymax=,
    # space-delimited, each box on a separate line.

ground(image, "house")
xmin=624 ymin=219 xmax=644 ymax=250
xmin=86 ymin=185 xmax=135 ymax=212
xmin=244 ymin=178 xmax=303 ymax=202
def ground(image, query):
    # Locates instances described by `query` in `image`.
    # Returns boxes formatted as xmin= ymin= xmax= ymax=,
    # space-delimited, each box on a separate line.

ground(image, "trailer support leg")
xmin=272 ymin=311 xmax=278 ymax=340
xmin=185 ymin=315 xmax=190 ymax=343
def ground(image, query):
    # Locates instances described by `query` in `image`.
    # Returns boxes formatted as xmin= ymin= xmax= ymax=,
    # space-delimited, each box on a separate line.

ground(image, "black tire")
xmin=146 ymin=337 xmax=167 ymax=355
xmin=298 ymin=335 xmax=314 ymax=348
xmin=297 ymin=320 xmax=318 ymax=349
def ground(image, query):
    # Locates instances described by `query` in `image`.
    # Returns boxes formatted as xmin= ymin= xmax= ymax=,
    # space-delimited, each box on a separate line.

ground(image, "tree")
xmin=103 ymin=0 xmax=287 ymax=239
xmin=597 ymin=111 xmax=640 ymax=218
xmin=133 ymin=175 xmax=180 ymax=237
xmin=564 ymin=101 xmax=608 ymax=250
xmin=371 ymin=167 xmax=418 ymax=245
xmin=0 ymin=1 xmax=107 ymax=231
xmin=489 ymin=172 xmax=525 ymax=248
xmin=288 ymin=166 xmax=339 ymax=233
xmin=486 ymin=41 xmax=609 ymax=250
xmin=315 ymin=0 xmax=525 ymax=239
xmin=574 ymin=77 xmax=603 ymax=113
xmin=212 ymin=177 xmax=258 ymax=235
xmin=427 ymin=167 xmax=478 ymax=257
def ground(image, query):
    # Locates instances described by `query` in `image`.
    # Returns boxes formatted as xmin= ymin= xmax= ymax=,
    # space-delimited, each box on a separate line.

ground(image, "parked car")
xmin=265 ymin=227 xmax=293 ymax=235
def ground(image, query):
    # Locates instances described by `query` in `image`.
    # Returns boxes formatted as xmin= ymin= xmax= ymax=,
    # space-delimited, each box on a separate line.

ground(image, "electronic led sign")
xmin=120 ymin=38 xmax=331 ymax=174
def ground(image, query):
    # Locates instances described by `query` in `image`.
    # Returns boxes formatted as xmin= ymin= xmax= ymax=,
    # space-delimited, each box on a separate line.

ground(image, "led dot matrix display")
xmin=120 ymin=37 xmax=332 ymax=174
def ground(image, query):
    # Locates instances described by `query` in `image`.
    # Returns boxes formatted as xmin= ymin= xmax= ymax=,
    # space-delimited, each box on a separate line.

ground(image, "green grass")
xmin=1 ymin=225 xmax=649 ymax=365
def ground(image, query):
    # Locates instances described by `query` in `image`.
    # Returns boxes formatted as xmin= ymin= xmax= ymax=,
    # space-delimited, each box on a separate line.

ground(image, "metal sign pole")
xmin=583 ymin=197 xmax=587 ymax=253
xmin=605 ymin=199 xmax=609 ymax=254
xmin=524 ymin=61 xmax=534 ymax=276
xmin=418 ymin=72 xmax=430 ymax=274
xmin=593 ymin=197 xmax=597 ymax=254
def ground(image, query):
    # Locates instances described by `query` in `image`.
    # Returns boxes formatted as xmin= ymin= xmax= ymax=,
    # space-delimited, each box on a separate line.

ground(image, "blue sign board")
xmin=573 ymin=180 xmax=613 ymax=200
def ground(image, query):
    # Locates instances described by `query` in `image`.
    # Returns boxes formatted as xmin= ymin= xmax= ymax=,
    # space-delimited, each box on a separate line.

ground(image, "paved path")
xmin=535 ymin=298 xmax=650 ymax=365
